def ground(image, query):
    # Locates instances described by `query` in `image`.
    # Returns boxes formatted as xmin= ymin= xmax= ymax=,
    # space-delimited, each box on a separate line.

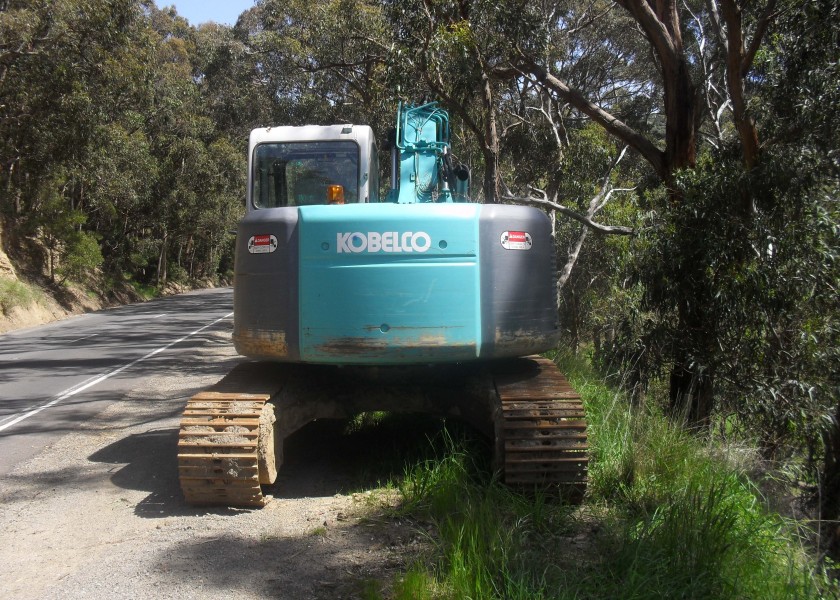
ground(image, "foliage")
xmin=0 ymin=1 xmax=245 ymax=289
xmin=373 ymin=356 xmax=830 ymax=599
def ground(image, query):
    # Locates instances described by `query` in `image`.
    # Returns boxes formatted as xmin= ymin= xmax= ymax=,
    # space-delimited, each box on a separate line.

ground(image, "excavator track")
xmin=494 ymin=356 xmax=588 ymax=496
xmin=177 ymin=391 xmax=274 ymax=507
xmin=177 ymin=358 xmax=587 ymax=508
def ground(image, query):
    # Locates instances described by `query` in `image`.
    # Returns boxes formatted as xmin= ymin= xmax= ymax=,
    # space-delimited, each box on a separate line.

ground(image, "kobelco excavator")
xmin=177 ymin=102 xmax=588 ymax=507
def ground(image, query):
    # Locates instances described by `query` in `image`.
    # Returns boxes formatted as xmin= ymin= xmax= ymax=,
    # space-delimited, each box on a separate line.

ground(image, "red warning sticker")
xmin=248 ymin=234 xmax=278 ymax=254
xmin=500 ymin=230 xmax=532 ymax=250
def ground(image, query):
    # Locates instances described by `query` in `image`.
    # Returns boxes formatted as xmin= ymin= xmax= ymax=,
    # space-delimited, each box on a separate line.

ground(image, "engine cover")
xmin=233 ymin=203 xmax=559 ymax=364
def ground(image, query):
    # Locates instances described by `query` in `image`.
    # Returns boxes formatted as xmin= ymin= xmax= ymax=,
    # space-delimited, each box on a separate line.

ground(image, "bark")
xmin=663 ymin=55 xmax=697 ymax=171
xmin=617 ymin=0 xmax=697 ymax=173
xmin=720 ymin=0 xmax=763 ymax=171
xmin=669 ymin=358 xmax=715 ymax=426
xmin=480 ymin=68 xmax=499 ymax=203
xmin=156 ymin=231 xmax=168 ymax=286
xmin=821 ymin=404 xmax=840 ymax=558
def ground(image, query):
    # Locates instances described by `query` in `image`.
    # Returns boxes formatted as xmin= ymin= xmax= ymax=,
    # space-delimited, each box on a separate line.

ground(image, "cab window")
xmin=252 ymin=141 xmax=359 ymax=208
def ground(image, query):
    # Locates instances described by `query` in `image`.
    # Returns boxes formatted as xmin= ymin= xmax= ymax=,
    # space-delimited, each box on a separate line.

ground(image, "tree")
xmin=0 ymin=0 xmax=152 ymax=282
xmin=1 ymin=1 xmax=246 ymax=289
xmin=511 ymin=0 xmax=781 ymax=425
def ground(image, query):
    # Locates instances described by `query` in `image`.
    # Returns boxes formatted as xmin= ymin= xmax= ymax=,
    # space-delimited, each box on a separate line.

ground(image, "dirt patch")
xmin=0 ymin=331 xmax=430 ymax=599
xmin=0 ymin=275 xmax=106 ymax=334
xmin=0 ymin=294 xmax=68 ymax=333
xmin=0 ymin=238 xmax=16 ymax=278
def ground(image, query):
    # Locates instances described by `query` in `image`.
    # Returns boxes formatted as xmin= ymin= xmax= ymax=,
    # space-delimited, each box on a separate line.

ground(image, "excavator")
xmin=177 ymin=102 xmax=588 ymax=507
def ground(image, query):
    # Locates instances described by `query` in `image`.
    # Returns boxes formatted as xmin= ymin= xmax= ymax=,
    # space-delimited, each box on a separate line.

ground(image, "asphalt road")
xmin=0 ymin=287 xmax=235 ymax=477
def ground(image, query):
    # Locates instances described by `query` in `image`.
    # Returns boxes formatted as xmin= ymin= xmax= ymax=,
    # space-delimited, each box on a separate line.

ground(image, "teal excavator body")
xmin=179 ymin=104 xmax=588 ymax=509
xmin=233 ymin=102 xmax=561 ymax=365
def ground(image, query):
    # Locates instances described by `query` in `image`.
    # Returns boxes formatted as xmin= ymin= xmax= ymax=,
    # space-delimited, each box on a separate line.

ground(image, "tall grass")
xmin=375 ymin=353 xmax=832 ymax=599
xmin=394 ymin=430 xmax=569 ymax=599
xmin=0 ymin=277 xmax=47 ymax=316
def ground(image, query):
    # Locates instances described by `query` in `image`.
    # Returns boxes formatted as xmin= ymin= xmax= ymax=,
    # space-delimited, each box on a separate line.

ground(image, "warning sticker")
xmin=248 ymin=234 xmax=278 ymax=254
xmin=500 ymin=231 xmax=532 ymax=250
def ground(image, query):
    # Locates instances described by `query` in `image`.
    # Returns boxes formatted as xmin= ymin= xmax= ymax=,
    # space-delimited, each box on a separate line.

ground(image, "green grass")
xmin=0 ymin=277 xmax=48 ymax=316
xmin=125 ymin=279 xmax=159 ymax=300
xmin=365 ymin=353 xmax=834 ymax=599
xmin=310 ymin=525 xmax=327 ymax=536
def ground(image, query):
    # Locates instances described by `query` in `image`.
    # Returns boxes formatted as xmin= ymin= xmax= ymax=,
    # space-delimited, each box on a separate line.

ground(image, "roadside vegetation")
xmin=355 ymin=354 xmax=837 ymax=599
xmin=0 ymin=277 xmax=48 ymax=317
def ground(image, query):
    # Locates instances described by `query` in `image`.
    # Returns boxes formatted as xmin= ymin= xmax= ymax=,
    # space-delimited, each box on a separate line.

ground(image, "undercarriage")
xmin=177 ymin=356 xmax=588 ymax=507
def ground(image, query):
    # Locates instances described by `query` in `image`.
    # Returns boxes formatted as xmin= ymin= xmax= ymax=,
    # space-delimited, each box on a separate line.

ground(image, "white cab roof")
xmin=249 ymin=124 xmax=374 ymax=147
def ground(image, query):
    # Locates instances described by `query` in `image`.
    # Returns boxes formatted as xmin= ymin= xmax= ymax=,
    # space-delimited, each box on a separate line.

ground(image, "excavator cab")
xmin=250 ymin=125 xmax=379 ymax=207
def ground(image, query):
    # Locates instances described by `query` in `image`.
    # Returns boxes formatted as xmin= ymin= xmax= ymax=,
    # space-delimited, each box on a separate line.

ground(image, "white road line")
xmin=0 ymin=312 xmax=233 ymax=433
xmin=69 ymin=334 xmax=98 ymax=343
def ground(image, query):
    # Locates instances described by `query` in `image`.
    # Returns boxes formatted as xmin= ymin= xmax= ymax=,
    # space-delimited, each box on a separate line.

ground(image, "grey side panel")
xmin=233 ymin=207 xmax=300 ymax=361
xmin=479 ymin=205 xmax=560 ymax=358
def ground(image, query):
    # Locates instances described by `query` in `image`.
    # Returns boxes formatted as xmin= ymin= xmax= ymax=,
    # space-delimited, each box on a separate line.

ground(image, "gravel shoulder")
xmin=0 ymin=331 xmax=424 ymax=599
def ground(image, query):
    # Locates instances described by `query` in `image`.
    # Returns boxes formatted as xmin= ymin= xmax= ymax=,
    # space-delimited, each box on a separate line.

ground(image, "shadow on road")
xmin=89 ymin=413 xmax=481 ymax=519
xmin=152 ymin=515 xmax=412 ymax=599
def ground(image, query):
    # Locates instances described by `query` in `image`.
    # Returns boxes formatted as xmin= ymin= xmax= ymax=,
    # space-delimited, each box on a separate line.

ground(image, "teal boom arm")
xmin=393 ymin=102 xmax=457 ymax=204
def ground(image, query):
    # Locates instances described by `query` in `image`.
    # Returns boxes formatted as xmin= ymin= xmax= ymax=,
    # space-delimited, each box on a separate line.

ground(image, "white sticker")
xmin=248 ymin=234 xmax=278 ymax=254
xmin=500 ymin=231 xmax=532 ymax=250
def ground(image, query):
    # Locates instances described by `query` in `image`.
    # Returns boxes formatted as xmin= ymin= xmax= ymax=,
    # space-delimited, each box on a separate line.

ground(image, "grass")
xmin=0 ymin=276 xmax=48 ymax=316
xmin=125 ymin=278 xmax=158 ymax=300
xmin=337 ymin=412 xmax=478 ymax=494
xmin=362 ymin=353 xmax=835 ymax=599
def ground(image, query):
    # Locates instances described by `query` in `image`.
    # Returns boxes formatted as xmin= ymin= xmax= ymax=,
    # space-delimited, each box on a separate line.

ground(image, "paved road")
xmin=0 ymin=288 xmax=235 ymax=477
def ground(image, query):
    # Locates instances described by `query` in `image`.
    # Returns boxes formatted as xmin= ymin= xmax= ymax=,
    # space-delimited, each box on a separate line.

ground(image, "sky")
xmin=165 ymin=1 xmax=257 ymax=26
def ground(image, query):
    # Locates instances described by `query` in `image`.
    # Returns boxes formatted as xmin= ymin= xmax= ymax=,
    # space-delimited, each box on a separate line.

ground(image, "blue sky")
xmin=164 ymin=1 xmax=257 ymax=26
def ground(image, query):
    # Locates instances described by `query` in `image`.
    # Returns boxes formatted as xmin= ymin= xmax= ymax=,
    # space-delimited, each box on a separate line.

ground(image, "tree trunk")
xmin=48 ymin=244 xmax=55 ymax=284
xmin=720 ymin=0 xmax=763 ymax=172
xmin=669 ymin=295 xmax=715 ymax=426
xmin=669 ymin=359 xmax=715 ymax=427
xmin=663 ymin=55 xmax=697 ymax=173
xmin=480 ymin=68 xmax=499 ymax=203
xmin=569 ymin=287 xmax=580 ymax=353
xmin=156 ymin=232 xmax=168 ymax=286
xmin=821 ymin=403 xmax=840 ymax=558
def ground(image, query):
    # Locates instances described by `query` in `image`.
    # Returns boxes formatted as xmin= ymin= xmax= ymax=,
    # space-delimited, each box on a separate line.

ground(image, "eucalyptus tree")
xmin=505 ymin=0 xmax=791 ymax=425
xmin=142 ymin=5 xmax=245 ymax=285
xmin=747 ymin=0 xmax=839 ymax=542
xmin=252 ymin=0 xmax=394 ymax=129
xmin=0 ymin=0 xmax=152 ymax=282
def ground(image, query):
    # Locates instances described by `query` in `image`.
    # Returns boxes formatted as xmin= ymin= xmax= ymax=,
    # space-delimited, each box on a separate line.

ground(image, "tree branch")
xmin=557 ymin=220 xmax=590 ymax=290
xmin=615 ymin=0 xmax=678 ymax=62
xmin=742 ymin=0 xmax=777 ymax=77
xmin=720 ymin=0 xmax=760 ymax=169
xmin=502 ymin=185 xmax=635 ymax=235
xmin=520 ymin=57 xmax=667 ymax=178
